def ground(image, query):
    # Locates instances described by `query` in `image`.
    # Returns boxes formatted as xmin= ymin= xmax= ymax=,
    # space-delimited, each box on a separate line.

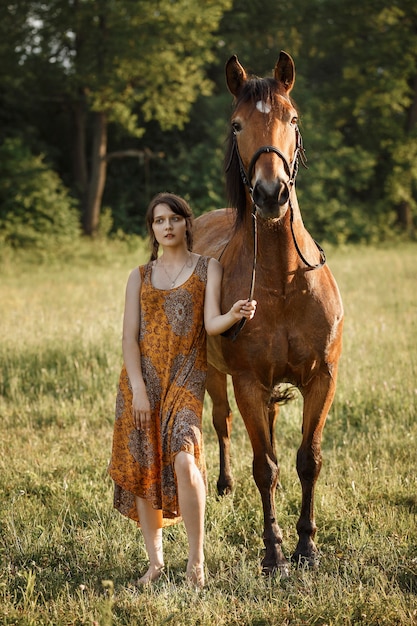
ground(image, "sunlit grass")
xmin=1 ymin=242 xmax=416 ymax=625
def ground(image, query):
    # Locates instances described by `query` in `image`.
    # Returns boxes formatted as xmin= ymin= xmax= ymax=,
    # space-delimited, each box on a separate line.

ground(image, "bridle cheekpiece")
xmin=226 ymin=123 xmax=326 ymax=341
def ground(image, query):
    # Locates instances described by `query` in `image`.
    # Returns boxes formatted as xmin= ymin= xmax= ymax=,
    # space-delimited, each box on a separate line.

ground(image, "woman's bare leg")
xmin=135 ymin=496 xmax=164 ymax=583
xmin=174 ymin=451 xmax=206 ymax=587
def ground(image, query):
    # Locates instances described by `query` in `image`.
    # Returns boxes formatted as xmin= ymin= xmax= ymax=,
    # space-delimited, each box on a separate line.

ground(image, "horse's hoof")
xmin=261 ymin=563 xmax=290 ymax=578
xmin=216 ymin=480 xmax=233 ymax=496
xmin=261 ymin=554 xmax=290 ymax=578
xmin=291 ymin=551 xmax=320 ymax=570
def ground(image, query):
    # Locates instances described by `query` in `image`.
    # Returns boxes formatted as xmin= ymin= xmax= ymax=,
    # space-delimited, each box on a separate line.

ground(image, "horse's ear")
xmin=274 ymin=51 xmax=295 ymax=93
xmin=226 ymin=55 xmax=248 ymax=97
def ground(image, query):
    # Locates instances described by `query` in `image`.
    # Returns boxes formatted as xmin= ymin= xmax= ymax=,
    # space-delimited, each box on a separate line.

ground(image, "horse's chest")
xmin=236 ymin=290 xmax=329 ymax=383
xmin=220 ymin=266 xmax=339 ymax=378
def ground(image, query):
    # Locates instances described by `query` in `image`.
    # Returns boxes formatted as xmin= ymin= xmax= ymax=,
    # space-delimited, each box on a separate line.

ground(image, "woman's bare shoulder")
xmin=126 ymin=264 xmax=144 ymax=289
xmin=207 ymin=257 xmax=222 ymax=272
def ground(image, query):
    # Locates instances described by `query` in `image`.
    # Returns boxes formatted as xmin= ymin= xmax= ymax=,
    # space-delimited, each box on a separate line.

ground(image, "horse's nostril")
xmin=278 ymin=182 xmax=289 ymax=206
xmin=252 ymin=182 xmax=267 ymax=204
xmin=252 ymin=179 xmax=289 ymax=213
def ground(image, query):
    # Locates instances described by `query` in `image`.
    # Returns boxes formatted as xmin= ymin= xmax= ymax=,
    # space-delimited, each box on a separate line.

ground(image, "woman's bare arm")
xmin=204 ymin=258 xmax=256 ymax=336
xmin=122 ymin=268 xmax=151 ymax=429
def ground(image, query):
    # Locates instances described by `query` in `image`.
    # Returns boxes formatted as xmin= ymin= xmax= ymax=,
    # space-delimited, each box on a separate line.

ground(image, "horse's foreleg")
xmin=293 ymin=371 xmax=337 ymax=567
xmin=206 ymin=365 xmax=234 ymax=496
xmin=233 ymin=378 xmax=288 ymax=575
xmin=268 ymin=398 xmax=279 ymax=458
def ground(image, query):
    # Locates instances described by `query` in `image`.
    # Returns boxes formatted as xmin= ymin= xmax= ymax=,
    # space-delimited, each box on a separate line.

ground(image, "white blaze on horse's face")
xmin=248 ymin=98 xmax=296 ymax=219
xmin=232 ymin=91 xmax=298 ymax=220
xmin=256 ymin=100 xmax=272 ymax=115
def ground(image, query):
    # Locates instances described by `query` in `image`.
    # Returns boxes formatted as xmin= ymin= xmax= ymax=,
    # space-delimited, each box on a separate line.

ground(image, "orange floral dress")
xmin=108 ymin=256 xmax=209 ymax=526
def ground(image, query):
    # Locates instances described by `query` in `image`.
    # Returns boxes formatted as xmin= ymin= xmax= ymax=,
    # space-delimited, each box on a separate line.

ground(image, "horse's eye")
xmin=290 ymin=116 xmax=298 ymax=126
xmin=231 ymin=121 xmax=242 ymax=133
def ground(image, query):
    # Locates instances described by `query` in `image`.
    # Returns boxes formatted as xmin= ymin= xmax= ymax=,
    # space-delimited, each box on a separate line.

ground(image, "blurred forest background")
xmin=1 ymin=0 xmax=416 ymax=255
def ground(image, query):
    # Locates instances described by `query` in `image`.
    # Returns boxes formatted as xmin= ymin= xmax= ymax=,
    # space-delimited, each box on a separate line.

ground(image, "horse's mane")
xmin=224 ymin=76 xmax=295 ymax=230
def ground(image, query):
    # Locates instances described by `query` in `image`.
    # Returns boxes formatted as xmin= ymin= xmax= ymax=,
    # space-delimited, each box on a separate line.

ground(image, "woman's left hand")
xmin=230 ymin=299 xmax=257 ymax=321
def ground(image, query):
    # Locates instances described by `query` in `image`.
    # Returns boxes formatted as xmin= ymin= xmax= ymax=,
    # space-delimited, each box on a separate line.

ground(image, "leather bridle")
xmin=226 ymin=125 xmax=326 ymax=341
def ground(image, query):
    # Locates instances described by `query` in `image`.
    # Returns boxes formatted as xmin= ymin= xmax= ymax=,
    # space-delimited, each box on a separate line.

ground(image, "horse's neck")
xmin=257 ymin=216 xmax=299 ymax=272
xmin=255 ymin=195 xmax=316 ymax=273
xmin=286 ymin=191 xmax=304 ymax=228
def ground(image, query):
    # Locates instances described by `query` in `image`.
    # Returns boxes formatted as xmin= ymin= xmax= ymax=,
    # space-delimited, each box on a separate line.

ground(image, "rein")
xmin=229 ymin=206 xmax=258 ymax=341
xmin=227 ymin=126 xmax=326 ymax=341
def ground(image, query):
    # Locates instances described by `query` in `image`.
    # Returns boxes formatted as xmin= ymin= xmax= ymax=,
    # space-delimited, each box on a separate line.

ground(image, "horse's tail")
xmin=271 ymin=384 xmax=297 ymax=405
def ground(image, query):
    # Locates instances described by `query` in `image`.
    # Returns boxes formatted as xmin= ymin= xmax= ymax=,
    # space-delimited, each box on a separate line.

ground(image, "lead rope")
xmin=230 ymin=206 xmax=258 ymax=342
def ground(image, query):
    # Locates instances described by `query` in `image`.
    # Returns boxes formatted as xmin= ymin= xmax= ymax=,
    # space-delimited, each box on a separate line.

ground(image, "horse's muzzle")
xmin=252 ymin=179 xmax=290 ymax=218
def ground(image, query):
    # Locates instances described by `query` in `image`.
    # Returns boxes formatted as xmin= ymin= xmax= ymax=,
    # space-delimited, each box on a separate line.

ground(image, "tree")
xmin=208 ymin=0 xmax=417 ymax=242
xmin=3 ymin=0 xmax=416 ymax=245
xmin=293 ymin=0 xmax=417 ymax=240
xmin=11 ymin=0 xmax=232 ymax=235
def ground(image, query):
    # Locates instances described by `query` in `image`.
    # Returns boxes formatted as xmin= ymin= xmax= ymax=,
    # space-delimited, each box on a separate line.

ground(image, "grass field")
xmin=0 ymin=242 xmax=416 ymax=625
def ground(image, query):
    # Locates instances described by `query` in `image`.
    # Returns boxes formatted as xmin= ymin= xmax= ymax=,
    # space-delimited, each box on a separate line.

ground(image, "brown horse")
xmin=193 ymin=51 xmax=344 ymax=574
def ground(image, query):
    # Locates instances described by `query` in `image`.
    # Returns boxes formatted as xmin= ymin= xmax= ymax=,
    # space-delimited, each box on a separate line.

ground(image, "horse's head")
xmin=225 ymin=51 xmax=302 ymax=224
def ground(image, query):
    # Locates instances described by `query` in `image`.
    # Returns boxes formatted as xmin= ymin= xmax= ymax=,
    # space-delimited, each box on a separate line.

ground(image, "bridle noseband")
xmin=226 ymin=124 xmax=326 ymax=341
xmin=228 ymin=125 xmax=307 ymax=193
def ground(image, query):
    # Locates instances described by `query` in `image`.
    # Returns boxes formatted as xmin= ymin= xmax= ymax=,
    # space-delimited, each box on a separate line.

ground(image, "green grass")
xmin=1 ymin=242 xmax=416 ymax=625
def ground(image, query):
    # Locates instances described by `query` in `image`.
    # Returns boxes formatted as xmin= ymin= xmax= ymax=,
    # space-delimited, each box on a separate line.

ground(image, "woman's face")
xmin=152 ymin=203 xmax=187 ymax=248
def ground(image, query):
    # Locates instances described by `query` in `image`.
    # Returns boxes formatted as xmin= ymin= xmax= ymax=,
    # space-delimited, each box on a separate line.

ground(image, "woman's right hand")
xmin=131 ymin=388 xmax=152 ymax=430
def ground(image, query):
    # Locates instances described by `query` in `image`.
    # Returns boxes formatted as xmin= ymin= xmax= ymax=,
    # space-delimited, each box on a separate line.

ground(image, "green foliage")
xmin=22 ymin=0 xmax=232 ymax=133
xmin=0 ymin=137 xmax=81 ymax=254
xmin=0 ymin=244 xmax=417 ymax=624
xmin=295 ymin=0 xmax=417 ymax=241
xmin=3 ymin=0 xmax=233 ymax=236
xmin=296 ymin=124 xmax=399 ymax=244
xmin=1 ymin=0 xmax=417 ymax=244
xmin=149 ymin=94 xmax=230 ymax=215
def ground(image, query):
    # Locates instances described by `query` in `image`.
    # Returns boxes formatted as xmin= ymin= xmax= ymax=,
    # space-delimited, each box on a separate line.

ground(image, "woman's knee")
xmin=175 ymin=451 xmax=198 ymax=483
xmin=175 ymin=450 xmax=192 ymax=472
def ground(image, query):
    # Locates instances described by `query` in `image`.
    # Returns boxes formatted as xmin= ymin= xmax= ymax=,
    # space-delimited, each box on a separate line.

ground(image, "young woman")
xmin=108 ymin=192 xmax=256 ymax=588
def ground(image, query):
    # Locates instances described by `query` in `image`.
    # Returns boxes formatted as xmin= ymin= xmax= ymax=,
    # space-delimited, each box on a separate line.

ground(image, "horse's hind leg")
xmin=293 ymin=371 xmax=337 ymax=567
xmin=206 ymin=364 xmax=234 ymax=496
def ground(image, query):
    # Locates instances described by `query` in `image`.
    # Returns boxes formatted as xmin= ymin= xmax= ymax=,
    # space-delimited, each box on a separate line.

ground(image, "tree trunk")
xmin=83 ymin=111 xmax=108 ymax=236
xmin=396 ymin=201 xmax=413 ymax=232
xmin=72 ymin=96 xmax=88 ymax=198
xmin=407 ymin=74 xmax=417 ymax=131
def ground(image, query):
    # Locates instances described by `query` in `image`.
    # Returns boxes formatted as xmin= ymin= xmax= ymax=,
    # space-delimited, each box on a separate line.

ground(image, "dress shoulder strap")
xmin=139 ymin=262 xmax=153 ymax=284
xmin=194 ymin=255 xmax=210 ymax=284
